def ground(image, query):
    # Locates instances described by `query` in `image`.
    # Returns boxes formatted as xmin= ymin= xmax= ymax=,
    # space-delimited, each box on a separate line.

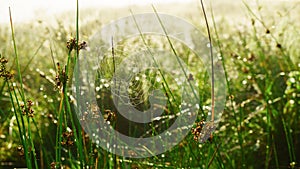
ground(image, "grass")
xmin=0 ymin=0 xmax=299 ymax=168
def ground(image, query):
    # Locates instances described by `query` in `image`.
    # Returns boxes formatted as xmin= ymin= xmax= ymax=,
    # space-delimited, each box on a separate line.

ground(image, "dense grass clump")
xmin=0 ymin=0 xmax=299 ymax=168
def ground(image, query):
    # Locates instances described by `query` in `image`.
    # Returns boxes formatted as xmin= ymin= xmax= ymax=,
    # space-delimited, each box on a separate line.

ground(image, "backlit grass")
xmin=0 ymin=0 xmax=299 ymax=168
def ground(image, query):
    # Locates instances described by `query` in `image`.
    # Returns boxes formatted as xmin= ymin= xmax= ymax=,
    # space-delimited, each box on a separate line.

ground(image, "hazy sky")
xmin=0 ymin=0 xmax=194 ymax=24
xmin=1 ymin=0 xmax=292 ymax=24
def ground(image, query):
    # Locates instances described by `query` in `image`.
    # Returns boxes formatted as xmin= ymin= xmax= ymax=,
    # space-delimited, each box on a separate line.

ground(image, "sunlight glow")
xmin=0 ymin=0 xmax=193 ymax=23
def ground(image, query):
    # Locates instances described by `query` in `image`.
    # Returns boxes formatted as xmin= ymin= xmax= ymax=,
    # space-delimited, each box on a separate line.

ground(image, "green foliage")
xmin=0 ymin=1 xmax=299 ymax=168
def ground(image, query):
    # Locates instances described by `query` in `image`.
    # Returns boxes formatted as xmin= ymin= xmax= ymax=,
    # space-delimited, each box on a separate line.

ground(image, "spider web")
xmin=96 ymin=42 xmax=166 ymax=111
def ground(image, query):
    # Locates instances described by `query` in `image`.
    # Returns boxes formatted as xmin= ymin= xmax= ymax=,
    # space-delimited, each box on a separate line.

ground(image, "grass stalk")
xmin=9 ymin=7 xmax=39 ymax=169
xmin=7 ymin=82 xmax=31 ymax=168
xmin=130 ymin=9 xmax=177 ymax=105
xmin=151 ymin=6 xmax=205 ymax=116
xmin=74 ymin=0 xmax=86 ymax=167
xmin=209 ymin=1 xmax=246 ymax=167
xmin=200 ymin=0 xmax=214 ymax=122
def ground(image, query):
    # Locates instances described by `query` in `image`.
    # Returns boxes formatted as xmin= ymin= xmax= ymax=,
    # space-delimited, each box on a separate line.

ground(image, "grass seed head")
xmin=66 ymin=37 xmax=87 ymax=52
xmin=0 ymin=54 xmax=14 ymax=80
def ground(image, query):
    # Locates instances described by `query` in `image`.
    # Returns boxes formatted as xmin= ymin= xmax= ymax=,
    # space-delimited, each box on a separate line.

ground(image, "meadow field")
xmin=0 ymin=0 xmax=299 ymax=168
